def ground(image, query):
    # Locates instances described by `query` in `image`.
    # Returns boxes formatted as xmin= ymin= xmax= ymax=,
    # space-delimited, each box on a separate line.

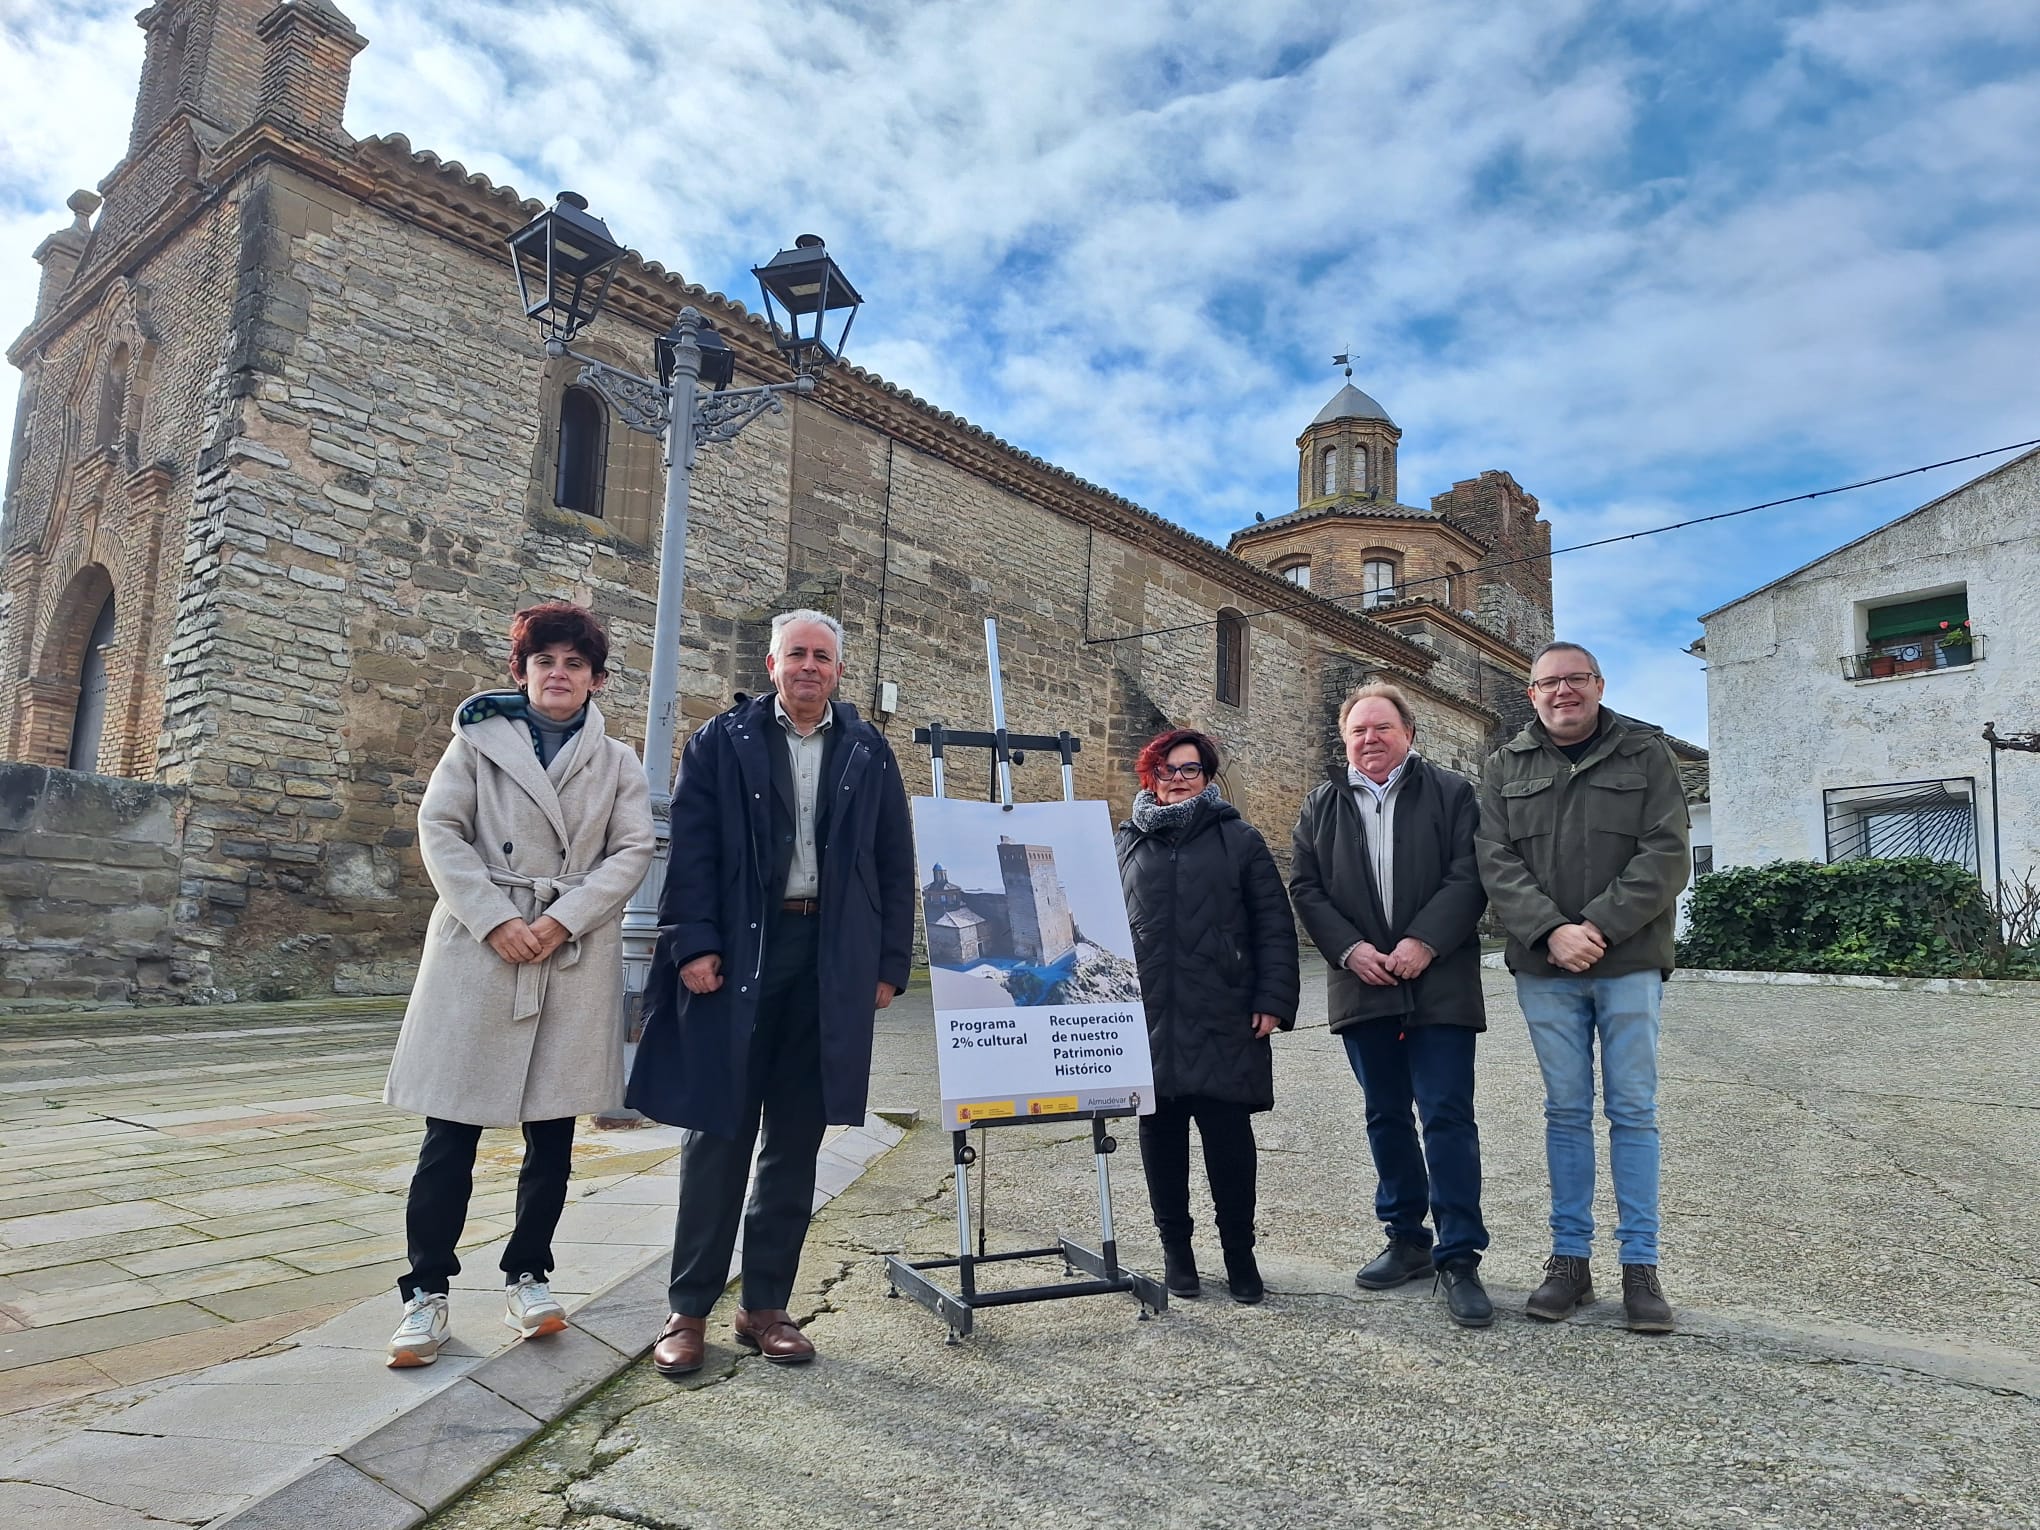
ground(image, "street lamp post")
xmin=505 ymin=194 xmax=864 ymax=1106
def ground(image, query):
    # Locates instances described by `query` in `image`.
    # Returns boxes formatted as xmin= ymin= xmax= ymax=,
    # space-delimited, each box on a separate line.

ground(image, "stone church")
xmin=0 ymin=0 xmax=1553 ymax=1003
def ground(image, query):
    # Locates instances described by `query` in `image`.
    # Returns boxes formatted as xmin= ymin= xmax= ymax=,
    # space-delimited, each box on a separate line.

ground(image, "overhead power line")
xmin=1084 ymin=436 xmax=2040 ymax=646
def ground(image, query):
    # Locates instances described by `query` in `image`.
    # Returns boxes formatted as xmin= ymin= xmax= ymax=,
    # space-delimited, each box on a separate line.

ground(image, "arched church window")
xmin=1444 ymin=562 xmax=1467 ymax=611
xmin=1277 ymin=559 xmax=1310 ymax=589
xmin=554 ymin=387 xmax=606 ymax=516
xmin=1216 ymin=608 xmax=1247 ymax=707
xmin=95 ymin=344 xmax=130 ymax=450
xmin=1362 ymin=558 xmax=1398 ymax=609
xmin=1319 ymin=445 xmax=1338 ymax=496
xmin=1353 ymin=444 xmax=1369 ymax=493
xmin=68 ymin=592 xmax=116 ymax=774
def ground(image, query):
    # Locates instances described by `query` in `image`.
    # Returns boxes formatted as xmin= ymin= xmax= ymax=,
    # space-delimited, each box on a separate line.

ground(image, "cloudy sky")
xmin=4 ymin=0 xmax=2038 ymax=744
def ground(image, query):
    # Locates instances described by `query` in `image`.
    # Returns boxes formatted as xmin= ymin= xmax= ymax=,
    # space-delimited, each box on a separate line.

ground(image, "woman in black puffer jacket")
xmin=1116 ymin=727 xmax=1300 ymax=1304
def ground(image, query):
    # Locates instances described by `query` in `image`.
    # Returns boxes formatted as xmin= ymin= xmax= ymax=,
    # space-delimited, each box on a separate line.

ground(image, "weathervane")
xmin=1332 ymin=347 xmax=1353 ymax=379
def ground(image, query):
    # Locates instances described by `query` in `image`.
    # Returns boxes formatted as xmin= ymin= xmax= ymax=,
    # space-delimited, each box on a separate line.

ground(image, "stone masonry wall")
xmin=0 ymin=763 xmax=193 ymax=1003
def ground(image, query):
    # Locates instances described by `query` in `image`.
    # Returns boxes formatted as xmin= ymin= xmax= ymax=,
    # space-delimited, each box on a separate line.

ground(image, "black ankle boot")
xmin=1160 ymin=1237 xmax=1200 ymax=1299
xmin=1222 ymin=1246 xmax=1263 ymax=1305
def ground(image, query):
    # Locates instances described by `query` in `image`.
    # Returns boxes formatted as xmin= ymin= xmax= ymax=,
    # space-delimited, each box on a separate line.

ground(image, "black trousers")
xmin=1138 ymin=1093 xmax=1259 ymax=1251
xmin=667 ymin=912 xmax=828 ymax=1317
xmin=400 ymin=1115 xmax=575 ymax=1299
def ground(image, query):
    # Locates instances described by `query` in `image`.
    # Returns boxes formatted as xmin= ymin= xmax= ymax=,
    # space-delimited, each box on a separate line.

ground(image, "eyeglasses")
xmin=1529 ymin=672 xmax=1601 ymax=694
xmin=1155 ymin=762 xmax=1208 ymax=781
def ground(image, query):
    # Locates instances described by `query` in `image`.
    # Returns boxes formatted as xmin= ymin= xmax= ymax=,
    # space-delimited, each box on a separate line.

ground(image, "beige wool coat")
xmin=384 ymin=695 xmax=655 ymax=1126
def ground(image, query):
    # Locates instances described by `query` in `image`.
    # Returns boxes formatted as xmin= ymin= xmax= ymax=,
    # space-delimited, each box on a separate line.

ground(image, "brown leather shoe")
xmin=734 ymin=1306 xmax=815 ymax=1364
xmin=651 ymin=1313 xmax=706 ymax=1376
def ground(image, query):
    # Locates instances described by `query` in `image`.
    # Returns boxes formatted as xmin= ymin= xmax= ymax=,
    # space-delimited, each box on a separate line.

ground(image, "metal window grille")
xmin=1216 ymin=611 xmax=1245 ymax=706
xmin=1823 ymin=778 xmax=1978 ymax=872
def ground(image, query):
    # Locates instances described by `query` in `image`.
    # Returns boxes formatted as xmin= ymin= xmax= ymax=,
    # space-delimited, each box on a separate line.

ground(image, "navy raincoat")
xmin=625 ymin=694 xmax=915 ymax=1139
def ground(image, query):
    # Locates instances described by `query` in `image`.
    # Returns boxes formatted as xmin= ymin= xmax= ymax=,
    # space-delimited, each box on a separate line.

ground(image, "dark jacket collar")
xmin=733 ymin=692 xmax=869 ymax=736
xmin=1504 ymin=708 xmax=1661 ymax=757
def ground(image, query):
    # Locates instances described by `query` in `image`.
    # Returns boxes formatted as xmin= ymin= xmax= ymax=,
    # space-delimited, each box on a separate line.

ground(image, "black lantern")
xmin=507 ymin=192 xmax=626 ymax=344
xmin=752 ymin=234 xmax=861 ymax=369
xmin=658 ymin=322 xmax=735 ymax=393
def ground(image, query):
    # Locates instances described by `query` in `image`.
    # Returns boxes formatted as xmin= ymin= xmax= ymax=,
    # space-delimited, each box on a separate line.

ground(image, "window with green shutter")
xmin=1866 ymin=592 xmax=1968 ymax=641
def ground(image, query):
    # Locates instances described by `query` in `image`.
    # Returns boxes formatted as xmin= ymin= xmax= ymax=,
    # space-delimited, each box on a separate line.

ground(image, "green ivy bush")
xmin=1676 ymin=857 xmax=2020 ymax=978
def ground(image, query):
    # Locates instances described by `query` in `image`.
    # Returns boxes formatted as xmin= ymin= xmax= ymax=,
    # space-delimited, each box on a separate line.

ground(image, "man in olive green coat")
xmin=1475 ymin=641 xmax=1689 ymax=1333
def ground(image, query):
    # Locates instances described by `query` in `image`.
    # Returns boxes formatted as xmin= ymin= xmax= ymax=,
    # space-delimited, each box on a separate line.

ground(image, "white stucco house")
xmin=1695 ymin=448 xmax=2039 ymax=903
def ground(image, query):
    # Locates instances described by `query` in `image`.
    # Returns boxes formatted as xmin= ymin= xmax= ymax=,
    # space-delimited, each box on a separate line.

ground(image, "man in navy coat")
xmin=628 ymin=609 xmax=914 ymax=1372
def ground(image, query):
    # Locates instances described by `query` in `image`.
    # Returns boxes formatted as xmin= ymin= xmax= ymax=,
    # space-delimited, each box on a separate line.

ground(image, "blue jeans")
xmin=1514 ymin=971 xmax=1663 ymax=1266
xmin=1341 ymin=1021 xmax=1488 ymax=1267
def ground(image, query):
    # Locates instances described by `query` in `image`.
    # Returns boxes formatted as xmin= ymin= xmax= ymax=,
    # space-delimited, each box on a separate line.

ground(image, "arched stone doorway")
xmin=24 ymin=563 xmax=118 ymax=773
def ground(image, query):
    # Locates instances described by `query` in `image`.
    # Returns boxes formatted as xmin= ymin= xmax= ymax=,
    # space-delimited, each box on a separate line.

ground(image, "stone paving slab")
xmin=341 ymin=1378 xmax=541 ymax=1515
xmin=209 ymin=1458 xmax=421 ymax=1530
xmin=7 ymin=1427 xmax=311 ymax=1522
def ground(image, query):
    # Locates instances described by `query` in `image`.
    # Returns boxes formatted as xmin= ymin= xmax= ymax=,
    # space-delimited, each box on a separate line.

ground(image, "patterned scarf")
xmin=458 ymin=691 xmax=587 ymax=764
xmin=1130 ymin=782 xmax=1221 ymax=835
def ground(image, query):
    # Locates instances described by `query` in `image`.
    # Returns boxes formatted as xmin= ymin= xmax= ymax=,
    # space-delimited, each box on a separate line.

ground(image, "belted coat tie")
xmin=383 ymin=695 xmax=655 ymax=1127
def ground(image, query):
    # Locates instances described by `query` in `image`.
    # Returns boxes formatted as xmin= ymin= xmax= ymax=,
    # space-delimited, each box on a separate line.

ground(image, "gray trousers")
xmin=667 ymin=913 xmax=827 ymax=1316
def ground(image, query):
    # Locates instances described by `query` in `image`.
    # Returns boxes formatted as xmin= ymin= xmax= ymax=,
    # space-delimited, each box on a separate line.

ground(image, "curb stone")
xmin=207 ymin=1113 xmax=906 ymax=1529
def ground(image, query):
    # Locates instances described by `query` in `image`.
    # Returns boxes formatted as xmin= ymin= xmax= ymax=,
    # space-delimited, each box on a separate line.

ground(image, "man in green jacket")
xmin=1475 ymin=642 xmax=1689 ymax=1333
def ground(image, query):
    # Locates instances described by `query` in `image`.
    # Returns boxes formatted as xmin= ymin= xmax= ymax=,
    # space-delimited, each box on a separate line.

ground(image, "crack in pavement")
xmin=1661 ymin=1068 xmax=2023 ymax=1244
xmin=1668 ymin=1071 xmax=2039 ymax=1114
xmin=0 ymin=1474 xmax=199 ymax=1524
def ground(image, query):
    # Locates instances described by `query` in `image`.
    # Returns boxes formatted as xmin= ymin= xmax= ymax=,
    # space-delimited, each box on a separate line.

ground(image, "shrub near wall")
xmin=1677 ymin=858 xmax=2008 ymax=978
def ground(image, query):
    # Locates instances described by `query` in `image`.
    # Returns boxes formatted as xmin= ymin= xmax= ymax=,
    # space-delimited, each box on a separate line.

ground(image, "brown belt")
xmin=780 ymin=897 xmax=820 ymax=916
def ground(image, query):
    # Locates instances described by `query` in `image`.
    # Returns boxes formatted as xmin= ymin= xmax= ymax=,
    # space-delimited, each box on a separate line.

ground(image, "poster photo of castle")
xmin=912 ymin=798 xmax=1143 ymax=1011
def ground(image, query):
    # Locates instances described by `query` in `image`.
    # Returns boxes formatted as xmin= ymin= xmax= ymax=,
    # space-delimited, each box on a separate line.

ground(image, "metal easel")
xmin=884 ymin=620 xmax=1168 ymax=1341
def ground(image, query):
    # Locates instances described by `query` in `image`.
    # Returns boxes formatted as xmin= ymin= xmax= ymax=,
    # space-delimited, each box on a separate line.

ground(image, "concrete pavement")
xmin=436 ymin=967 xmax=2040 ymax=1530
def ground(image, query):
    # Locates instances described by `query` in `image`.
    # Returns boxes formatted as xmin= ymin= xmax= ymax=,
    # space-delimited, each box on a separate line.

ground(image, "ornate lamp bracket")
xmin=556 ymin=348 xmax=816 ymax=456
xmin=695 ymin=385 xmax=788 ymax=447
xmin=571 ymin=356 xmax=670 ymax=437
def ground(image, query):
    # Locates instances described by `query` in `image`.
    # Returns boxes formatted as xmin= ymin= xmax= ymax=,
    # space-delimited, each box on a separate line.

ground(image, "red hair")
xmin=1136 ymin=728 xmax=1220 ymax=791
xmin=508 ymin=601 xmax=610 ymax=678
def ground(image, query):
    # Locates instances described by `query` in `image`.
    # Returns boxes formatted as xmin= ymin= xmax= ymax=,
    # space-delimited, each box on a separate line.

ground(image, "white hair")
xmin=770 ymin=608 xmax=846 ymax=661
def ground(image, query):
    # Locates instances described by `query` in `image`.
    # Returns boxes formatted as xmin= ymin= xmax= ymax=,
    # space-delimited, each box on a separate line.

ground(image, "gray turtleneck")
xmin=528 ymin=704 xmax=587 ymax=768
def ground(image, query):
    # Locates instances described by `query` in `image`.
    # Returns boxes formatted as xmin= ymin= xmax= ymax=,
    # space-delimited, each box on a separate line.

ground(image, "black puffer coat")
xmin=1115 ymin=795 xmax=1300 ymax=1111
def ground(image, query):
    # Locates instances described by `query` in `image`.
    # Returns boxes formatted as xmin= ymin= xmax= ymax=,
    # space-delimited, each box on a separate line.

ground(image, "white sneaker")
xmin=504 ymin=1273 xmax=568 ymax=1339
xmin=387 ymin=1292 xmax=450 ymax=1368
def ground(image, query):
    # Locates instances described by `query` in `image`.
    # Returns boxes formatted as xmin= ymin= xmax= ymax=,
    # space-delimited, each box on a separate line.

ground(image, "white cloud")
xmin=3 ymin=0 xmax=2038 ymax=751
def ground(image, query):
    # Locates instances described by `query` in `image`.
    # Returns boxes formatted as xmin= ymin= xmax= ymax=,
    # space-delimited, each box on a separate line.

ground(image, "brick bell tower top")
xmin=129 ymin=0 xmax=365 ymax=153
xmin=1296 ymin=380 xmax=1401 ymax=506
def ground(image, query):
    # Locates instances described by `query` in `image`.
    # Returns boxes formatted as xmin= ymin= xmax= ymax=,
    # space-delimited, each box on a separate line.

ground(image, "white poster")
xmin=912 ymin=797 xmax=1156 ymax=1129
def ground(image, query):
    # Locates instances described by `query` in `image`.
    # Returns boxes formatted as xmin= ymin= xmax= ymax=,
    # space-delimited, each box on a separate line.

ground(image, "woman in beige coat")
xmin=381 ymin=602 xmax=654 ymax=1367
